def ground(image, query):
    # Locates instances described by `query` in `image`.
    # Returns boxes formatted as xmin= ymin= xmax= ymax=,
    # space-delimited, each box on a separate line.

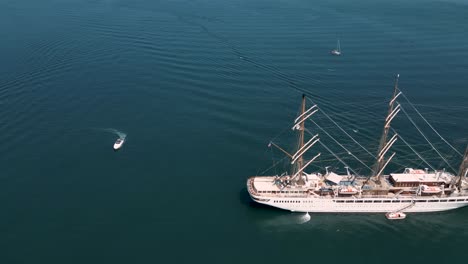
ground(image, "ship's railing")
xmin=247 ymin=178 xmax=258 ymax=195
xmin=254 ymin=192 xmax=468 ymax=199
xmin=250 ymin=179 xmax=468 ymax=199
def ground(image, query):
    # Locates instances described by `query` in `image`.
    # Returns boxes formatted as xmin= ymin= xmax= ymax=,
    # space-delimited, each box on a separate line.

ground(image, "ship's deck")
xmin=249 ymin=175 xmax=393 ymax=192
xmin=247 ymin=176 xmax=465 ymax=199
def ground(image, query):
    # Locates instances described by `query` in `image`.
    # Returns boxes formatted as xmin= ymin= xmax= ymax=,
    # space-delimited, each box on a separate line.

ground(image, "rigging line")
xmin=390 ymin=128 xmax=436 ymax=171
xmin=271 ymin=146 xmax=278 ymax=176
xmin=256 ymin=146 xmax=274 ymax=176
xmin=287 ymin=85 xmax=384 ymax=123
xmin=324 ymin=101 xmax=390 ymax=116
xmin=310 ymin=98 xmax=390 ymax=131
xmin=259 ymin=155 xmax=289 ymax=176
xmin=313 ymin=100 xmax=386 ymax=120
xmin=309 ymin=105 xmax=388 ymax=139
xmin=306 ymin=97 xmax=376 ymax=159
xmin=317 ymin=100 xmax=391 ymax=116
xmin=393 ymin=141 xmax=456 ymax=147
xmin=313 ymin=139 xmax=425 ymax=172
xmin=309 ymin=116 xmax=381 ymax=146
xmin=308 ymin=121 xmax=373 ymax=171
xmin=399 ymin=104 xmax=458 ymax=173
xmin=390 ymin=148 xmax=438 ymax=159
xmin=400 ymin=92 xmax=463 ymax=157
xmin=269 ymin=118 xmax=297 ymax=143
xmin=412 ymin=103 xmax=468 ymax=110
xmin=316 ymin=140 xmax=360 ymax=176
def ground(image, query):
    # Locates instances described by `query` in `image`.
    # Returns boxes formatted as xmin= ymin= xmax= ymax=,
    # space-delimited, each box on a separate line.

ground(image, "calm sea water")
xmin=1 ymin=0 xmax=467 ymax=263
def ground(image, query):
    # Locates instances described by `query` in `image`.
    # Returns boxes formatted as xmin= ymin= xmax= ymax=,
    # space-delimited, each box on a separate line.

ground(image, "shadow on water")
xmin=242 ymin=189 xmax=468 ymax=236
xmin=239 ymin=187 xmax=277 ymax=210
xmin=238 ymin=187 xmax=252 ymax=206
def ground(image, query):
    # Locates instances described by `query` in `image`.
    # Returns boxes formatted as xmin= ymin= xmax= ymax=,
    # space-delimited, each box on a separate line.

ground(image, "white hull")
xmin=113 ymin=144 xmax=123 ymax=150
xmin=250 ymin=194 xmax=468 ymax=213
xmin=113 ymin=138 xmax=125 ymax=150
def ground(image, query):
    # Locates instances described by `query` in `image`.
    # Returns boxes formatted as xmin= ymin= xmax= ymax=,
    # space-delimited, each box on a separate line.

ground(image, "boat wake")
xmin=298 ymin=212 xmax=311 ymax=224
xmin=259 ymin=212 xmax=313 ymax=229
xmin=100 ymin=128 xmax=127 ymax=140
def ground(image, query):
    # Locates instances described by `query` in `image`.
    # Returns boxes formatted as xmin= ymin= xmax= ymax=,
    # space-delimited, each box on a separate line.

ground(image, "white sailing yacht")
xmin=247 ymin=76 xmax=468 ymax=214
xmin=331 ymin=39 xmax=341 ymax=56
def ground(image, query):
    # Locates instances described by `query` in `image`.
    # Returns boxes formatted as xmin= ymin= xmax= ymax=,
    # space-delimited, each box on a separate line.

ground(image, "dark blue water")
xmin=1 ymin=0 xmax=467 ymax=263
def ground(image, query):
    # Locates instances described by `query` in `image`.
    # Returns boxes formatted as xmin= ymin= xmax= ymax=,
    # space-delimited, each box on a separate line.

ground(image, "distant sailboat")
xmin=331 ymin=39 xmax=341 ymax=56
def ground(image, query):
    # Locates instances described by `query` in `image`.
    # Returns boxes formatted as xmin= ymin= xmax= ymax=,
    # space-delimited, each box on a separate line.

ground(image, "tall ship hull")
xmin=247 ymin=76 xmax=468 ymax=215
xmin=248 ymin=177 xmax=468 ymax=213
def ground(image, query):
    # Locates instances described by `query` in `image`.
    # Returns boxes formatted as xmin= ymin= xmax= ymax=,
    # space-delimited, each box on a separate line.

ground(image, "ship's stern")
xmin=246 ymin=176 xmax=273 ymax=204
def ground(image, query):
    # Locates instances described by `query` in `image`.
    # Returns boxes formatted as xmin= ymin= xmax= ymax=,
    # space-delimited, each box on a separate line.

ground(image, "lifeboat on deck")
xmin=421 ymin=185 xmax=442 ymax=194
xmin=338 ymin=186 xmax=358 ymax=195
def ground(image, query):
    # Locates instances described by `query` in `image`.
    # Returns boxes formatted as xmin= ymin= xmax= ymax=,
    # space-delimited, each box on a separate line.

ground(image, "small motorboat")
xmin=386 ymin=212 xmax=406 ymax=220
xmin=113 ymin=137 xmax=125 ymax=150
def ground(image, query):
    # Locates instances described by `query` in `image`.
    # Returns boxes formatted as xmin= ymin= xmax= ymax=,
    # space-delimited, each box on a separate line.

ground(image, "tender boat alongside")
xmin=113 ymin=138 xmax=125 ymax=150
xmin=386 ymin=212 xmax=406 ymax=220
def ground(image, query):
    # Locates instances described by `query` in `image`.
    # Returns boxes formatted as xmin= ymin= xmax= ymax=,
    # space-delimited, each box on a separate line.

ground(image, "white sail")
xmin=331 ymin=39 xmax=341 ymax=55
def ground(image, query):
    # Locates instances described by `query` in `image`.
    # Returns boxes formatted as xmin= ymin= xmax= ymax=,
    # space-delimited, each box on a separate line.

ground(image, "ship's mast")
xmin=292 ymin=94 xmax=307 ymax=185
xmin=268 ymin=94 xmax=318 ymax=185
xmin=372 ymin=75 xmax=401 ymax=182
xmin=457 ymin=145 xmax=468 ymax=189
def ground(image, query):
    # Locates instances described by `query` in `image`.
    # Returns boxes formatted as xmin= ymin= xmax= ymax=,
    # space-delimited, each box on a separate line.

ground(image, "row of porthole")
xmin=271 ymin=199 xmax=468 ymax=204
